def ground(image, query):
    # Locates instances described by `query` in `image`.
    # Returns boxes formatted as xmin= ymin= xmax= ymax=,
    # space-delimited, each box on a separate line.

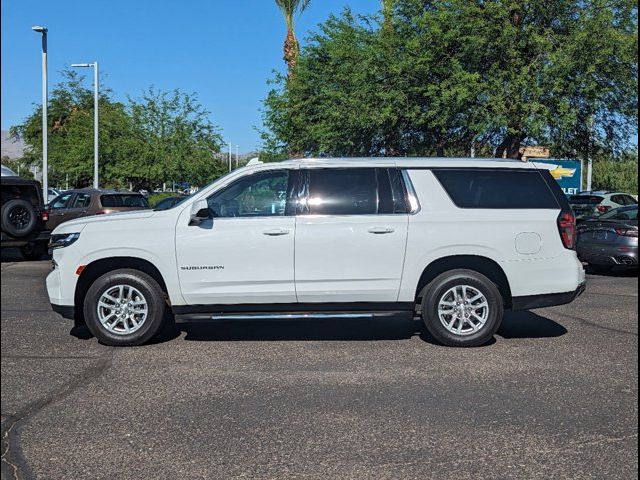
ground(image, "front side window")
xmin=306 ymin=168 xmax=377 ymax=215
xmin=207 ymin=170 xmax=289 ymax=218
xmin=50 ymin=193 xmax=73 ymax=209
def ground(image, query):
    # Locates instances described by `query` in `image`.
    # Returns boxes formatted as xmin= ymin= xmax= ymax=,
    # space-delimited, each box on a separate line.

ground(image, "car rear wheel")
xmin=83 ymin=269 xmax=166 ymax=346
xmin=420 ymin=269 xmax=504 ymax=347
xmin=1 ymin=199 xmax=37 ymax=237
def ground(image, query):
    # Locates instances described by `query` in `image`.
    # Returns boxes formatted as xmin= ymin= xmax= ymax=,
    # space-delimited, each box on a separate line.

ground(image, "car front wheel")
xmin=83 ymin=269 xmax=166 ymax=346
xmin=420 ymin=269 xmax=504 ymax=347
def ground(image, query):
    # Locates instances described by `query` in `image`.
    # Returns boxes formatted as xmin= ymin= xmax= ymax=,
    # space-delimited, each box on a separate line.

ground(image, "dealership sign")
xmin=533 ymin=159 xmax=582 ymax=195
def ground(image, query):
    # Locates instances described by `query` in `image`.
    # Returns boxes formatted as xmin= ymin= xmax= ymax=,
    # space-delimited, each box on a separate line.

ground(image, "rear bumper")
xmin=511 ymin=282 xmax=586 ymax=310
xmin=577 ymin=244 xmax=638 ymax=266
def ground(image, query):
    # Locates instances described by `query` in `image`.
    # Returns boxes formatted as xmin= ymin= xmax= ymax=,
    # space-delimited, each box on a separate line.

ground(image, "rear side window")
xmin=433 ymin=169 xmax=559 ymax=209
xmin=307 ymin=168 xmax=377 ymax=215
xmin=100 ymin=194 xmax=149 ymax=208
xmin=72 ymin=193 xmax=91 ymax=208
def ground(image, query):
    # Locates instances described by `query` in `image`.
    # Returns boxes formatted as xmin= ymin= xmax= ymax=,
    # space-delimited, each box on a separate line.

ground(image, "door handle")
xmin=263 ymin=228 xmax=290 ymax=236
xmin=368 ymin=227 xmax=394 ymax=234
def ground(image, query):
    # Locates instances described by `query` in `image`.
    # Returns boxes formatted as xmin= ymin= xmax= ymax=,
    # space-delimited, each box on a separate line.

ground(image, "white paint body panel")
xmin=175 ymin=214 xmax=296 ymax=305
xmin=294 ymin=214 xmax=409 ymax=302
xmin=47 ymin=157 xmax=585 ymax=311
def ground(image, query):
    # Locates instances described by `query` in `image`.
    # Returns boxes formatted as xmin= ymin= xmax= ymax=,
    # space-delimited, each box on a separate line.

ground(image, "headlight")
xmin=49 ymin=232 xmax=81 ymax=250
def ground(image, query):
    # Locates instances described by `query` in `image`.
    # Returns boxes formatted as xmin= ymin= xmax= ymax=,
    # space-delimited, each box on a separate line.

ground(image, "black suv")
xmin=1 ymin=168 xmax=51 ymax=260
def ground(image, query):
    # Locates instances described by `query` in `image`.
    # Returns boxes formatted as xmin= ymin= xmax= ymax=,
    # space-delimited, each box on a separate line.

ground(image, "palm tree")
xmin=275 ymin=0 xmax=311 ymax=74
xmin=381 ymin=0 xmax=395 ymax=33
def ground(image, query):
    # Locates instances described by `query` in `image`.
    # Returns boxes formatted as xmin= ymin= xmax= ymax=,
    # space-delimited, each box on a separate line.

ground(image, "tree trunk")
xmin=495 ymin=133 xmax=524 ymax=159
xmin=283 ymin=28 xmax=299 ymax=74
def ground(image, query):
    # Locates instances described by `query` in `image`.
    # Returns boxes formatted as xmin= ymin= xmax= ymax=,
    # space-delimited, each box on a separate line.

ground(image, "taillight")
xmin=558 ymin=210 xmax=576 ymax=250
xmin=41 ymin=211 xmax=49 ymax=221
xmin=596 ymin=205 xmax=611 ymax=213
xmin=615 ymin=228 xmax=638 ymax=238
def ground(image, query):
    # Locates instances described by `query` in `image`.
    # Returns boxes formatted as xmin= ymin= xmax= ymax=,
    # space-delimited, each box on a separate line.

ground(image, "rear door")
xmin=62 ymin=192 xmax=93 ymax=222
xmin=294 ymin=168 xmax=409 ymax=303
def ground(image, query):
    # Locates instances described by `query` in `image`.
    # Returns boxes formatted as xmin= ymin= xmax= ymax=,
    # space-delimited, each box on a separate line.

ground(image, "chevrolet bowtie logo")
xmin=548 ymin=165 xmax=577 ymax=180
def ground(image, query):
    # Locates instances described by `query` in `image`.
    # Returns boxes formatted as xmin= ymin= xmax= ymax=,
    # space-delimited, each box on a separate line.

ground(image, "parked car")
xmin=153 ymin=195 xmax=186 ymax=211
xmin=576 ymin=205 xmax=638 ymax=273
xmin=45 ymin=189 xmax=150 ymax=231
xmin=569 ymin=191 xmax=638 ymax=221
xmin=47 ymin=187 xmax=61 ymax=204
xmin=1 ymin=167 xmax=50 ymax=260
xmin=47 ymin=157 xmax=585 ymax=347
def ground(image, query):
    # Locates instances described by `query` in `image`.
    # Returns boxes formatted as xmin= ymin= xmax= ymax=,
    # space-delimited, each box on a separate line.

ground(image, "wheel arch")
xmin=74 ymin=256 xmax=169 ymax=324
xmin=414 ymin=255 xmax=512 ymax=309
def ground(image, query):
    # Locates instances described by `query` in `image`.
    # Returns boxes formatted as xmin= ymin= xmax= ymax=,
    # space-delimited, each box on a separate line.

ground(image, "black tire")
xmin=83 ymin=269 xmax=166 ymax=346
xmin=420 ymin=269 xmax=504 ymax=347
xmin=588 ymin=264 xmax=613 ymax=275
xmin=1 ymin=199 xmax=37 ymax=237
xmin=20 ymin=242 xmax=47 ymax=261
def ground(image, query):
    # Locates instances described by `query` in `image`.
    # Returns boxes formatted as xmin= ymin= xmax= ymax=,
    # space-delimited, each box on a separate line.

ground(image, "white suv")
xmin=47 ymin=158 xmax=586 ymax=347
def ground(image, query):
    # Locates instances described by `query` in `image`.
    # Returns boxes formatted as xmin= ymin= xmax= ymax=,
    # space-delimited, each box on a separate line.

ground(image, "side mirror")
xmin=189 ymin=199 xmax=212 ymax=226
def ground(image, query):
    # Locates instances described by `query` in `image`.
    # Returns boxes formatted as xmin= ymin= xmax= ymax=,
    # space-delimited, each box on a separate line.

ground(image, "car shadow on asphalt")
xmin=145 ymin=310 xmax=567 ymax=347
xmin=584 ymin=265 xmax=638 ymax=277
xmin=1 ymin=247 xmax=51 ymax=263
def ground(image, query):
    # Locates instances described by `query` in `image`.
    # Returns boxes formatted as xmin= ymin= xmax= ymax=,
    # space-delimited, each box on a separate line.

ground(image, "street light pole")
xmin=236 ymin=145 xmax=239 ymax=168
xmin=71 ymin=62 xmax=99 ymax=189
xmin=32 ymin=26 xmax=48 ymax=197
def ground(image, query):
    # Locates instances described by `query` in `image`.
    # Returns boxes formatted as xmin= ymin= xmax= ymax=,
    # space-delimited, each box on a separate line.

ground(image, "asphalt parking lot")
xmin=1 ymin=250 xmax=637 ymax=480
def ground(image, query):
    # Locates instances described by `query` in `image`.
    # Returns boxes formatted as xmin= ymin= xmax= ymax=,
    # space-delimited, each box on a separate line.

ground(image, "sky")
xmin=1 ymin=0 xmax=379 ymax=153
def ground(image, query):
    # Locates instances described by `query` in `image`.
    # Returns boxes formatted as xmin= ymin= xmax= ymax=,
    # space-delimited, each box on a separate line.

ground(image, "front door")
xmin=46 ymin=192 xmax=75 ymax=230
xmin=294 ymin=168 xmax=410 ymax=303
xmin=175 ymin=169 xmax=297 ymax=306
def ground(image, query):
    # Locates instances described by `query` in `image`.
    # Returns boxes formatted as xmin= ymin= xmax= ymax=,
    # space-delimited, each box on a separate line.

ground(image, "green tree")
xmin=275 ymin=0 xmax=312 ymax=74
xmin=126 ymin=88 xmax=225 ymax=189
xmin=11 ymin=70 xmax=134 ymax=188
xmin=11 ymin=71 xmax=225 ymax=190
xmin=262 ymin=0 xmax=638 ymax=160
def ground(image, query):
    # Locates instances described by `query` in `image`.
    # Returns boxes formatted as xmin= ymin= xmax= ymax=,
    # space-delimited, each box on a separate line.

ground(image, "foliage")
xmin=592 ymin=151 xmax=639 ymax=194
xmin=262 ymin=0 xmax=638 ymax=160
xmin=11 ymin=70 xmax=226 ymax=190
xmin=148 ymin=192 xmax=179 ymax=207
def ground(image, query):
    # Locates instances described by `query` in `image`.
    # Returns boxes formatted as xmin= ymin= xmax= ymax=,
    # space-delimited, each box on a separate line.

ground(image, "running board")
xmin=174 ymin=311 xmax=409 ymax=323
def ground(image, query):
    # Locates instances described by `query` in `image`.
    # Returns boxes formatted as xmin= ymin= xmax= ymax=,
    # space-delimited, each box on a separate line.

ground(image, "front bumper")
xmin=511 ymin=282 xmax=586 ymax=310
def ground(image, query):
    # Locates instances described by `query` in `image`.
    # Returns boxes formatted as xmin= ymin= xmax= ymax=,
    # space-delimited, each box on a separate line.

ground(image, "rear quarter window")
xmin=432 ymin=169 xmax=560 ymax=209
xmin=100 ymin=194 xmax=149 ymax=208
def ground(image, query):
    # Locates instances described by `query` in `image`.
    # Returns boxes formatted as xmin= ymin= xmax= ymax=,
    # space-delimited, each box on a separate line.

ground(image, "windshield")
xmin=569 ymin=195 xmax=604 ymax=205
xmin=599 ymin=206 xmax=638 ymax=221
